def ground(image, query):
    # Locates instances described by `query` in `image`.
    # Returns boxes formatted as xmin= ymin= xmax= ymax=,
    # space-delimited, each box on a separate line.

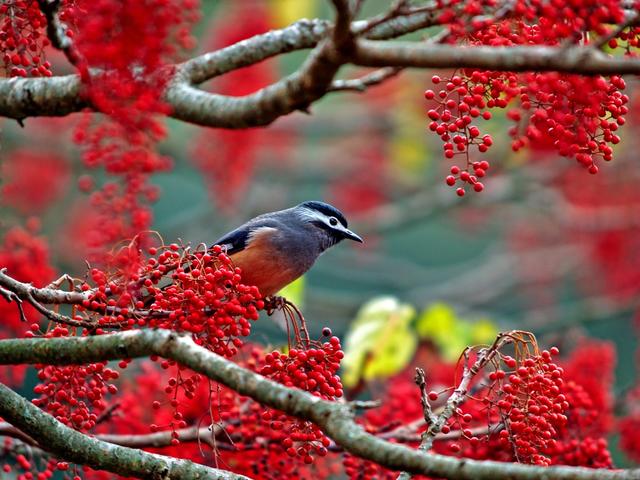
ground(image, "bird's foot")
xmin=264 ymin=295 xmax=288 ymax=315
xmin=263 ymin=295 xmax=310 ymax=348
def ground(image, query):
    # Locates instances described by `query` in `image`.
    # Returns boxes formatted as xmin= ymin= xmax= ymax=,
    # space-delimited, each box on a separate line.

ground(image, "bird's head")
xmin=294 ymin=201 xmax=363 ymax=249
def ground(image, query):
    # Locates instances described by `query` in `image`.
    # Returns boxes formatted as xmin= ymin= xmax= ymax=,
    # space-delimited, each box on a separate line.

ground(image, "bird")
xmin=212 ymin=201 xmax=363 ymax=297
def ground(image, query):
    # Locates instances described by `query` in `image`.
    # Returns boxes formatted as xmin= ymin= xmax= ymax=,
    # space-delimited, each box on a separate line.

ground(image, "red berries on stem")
xmin=425 ymin=0 xmax=633 ymax=196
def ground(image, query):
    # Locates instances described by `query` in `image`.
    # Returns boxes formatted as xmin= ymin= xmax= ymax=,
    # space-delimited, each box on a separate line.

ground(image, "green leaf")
xmin=417 ymin=302 xmax=499 ymax=362
xmin=470 ymin=318 xmax=499 ymax=345
xmin=279 ymin=276 xmax=305 ymax=309
xmin=416 ymin=302 xmax=456 ymax=341
xmin=342 ymin=297 xmax=417 ymax=388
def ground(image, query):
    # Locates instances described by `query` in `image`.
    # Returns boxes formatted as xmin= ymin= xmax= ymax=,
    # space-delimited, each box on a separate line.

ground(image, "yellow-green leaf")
xmin=342 ymin=297 xmax=417 ymax=387
xmin=269 ymin=0 xmax=317 ymax=28
xmin=279 ymin=276 xmax=305 ymax=309
xmin=416 ymin=302 xmax=456 ymax=341
xmin=417 ymin=302 xmax=499 ymax=362
xmin=470 ymin=318 xmax=499 ymax=345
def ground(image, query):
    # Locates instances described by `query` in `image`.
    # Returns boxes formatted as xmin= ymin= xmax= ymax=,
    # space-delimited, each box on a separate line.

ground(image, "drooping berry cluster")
xmin=425 ymin=0 xmax=632 ymax=194
xmin=253 ymin=330 xmax=344 ymax=464
xmin=149 ymin=363 xmax=202 ymax=446
xmin=64 ymin=0 xmax=199 ymax=255
xmin=33 ymin=353 xmax=120 ymax=432
xmin=425 ymin=73 xmax=493 ymax=196
xmin=0 ymin=0 xmax=54 ymax=77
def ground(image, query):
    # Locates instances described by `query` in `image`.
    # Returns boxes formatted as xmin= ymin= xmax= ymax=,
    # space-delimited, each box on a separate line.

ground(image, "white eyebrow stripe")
xmin=296 ymin=207 xmax=328 ymax=223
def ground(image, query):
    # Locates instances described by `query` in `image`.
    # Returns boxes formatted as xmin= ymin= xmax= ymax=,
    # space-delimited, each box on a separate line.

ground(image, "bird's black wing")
xmin=212 ymin=212 xmax=284 ymax=255
xmin=212 ymin=227 xmax=251 ymax=255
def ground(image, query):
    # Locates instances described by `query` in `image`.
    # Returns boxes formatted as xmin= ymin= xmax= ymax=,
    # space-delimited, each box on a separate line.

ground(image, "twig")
xmin=0 ymin=286 xmax=27 ymax=322
xmin=94 ymin=402 xmax=121 ymax=426
xmin=25 ymin=291 xmax=95 ymax=328
xmin=329 ymin=66 xmax=402 ymax=92
xmin=356 ymin=0 xmax=430 ymax=36
xmin=397 ymin=334 xmax=511 ymax=479
xmin=97 ymin=424 xmax=225 ymax=449
xmin=386 ymin=423 xmax=503 ymax=443
xmin=36 ymin=0 xmax=87 ymax=76
xmin=415 ymin=368 xmax=436 ymax=426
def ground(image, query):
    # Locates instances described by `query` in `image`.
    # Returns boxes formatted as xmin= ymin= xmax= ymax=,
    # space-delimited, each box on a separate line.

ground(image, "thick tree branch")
xmin=0 ymin=330 xmax=638 ymax=480
xmin=353 ymin=40 xmax=640 ymax=74
xmin=4 ymin=5 xmax=639 ymax=128
xmin=179 ymin=10 xmax=436 ymax=86
xmin=179 ymin=19 xmax=331 ymax=85
xmin=0 ymin=380 xmax=250 ymax=479
xmin=166 ymin=0 xmax=355 ymax=128
xmin=0 ymin=9 xmax=435 ymax=125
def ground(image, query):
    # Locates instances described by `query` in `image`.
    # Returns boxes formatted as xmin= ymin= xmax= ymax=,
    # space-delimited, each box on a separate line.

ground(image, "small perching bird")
xmin=213 ymin=201 xmax=363 ymax=296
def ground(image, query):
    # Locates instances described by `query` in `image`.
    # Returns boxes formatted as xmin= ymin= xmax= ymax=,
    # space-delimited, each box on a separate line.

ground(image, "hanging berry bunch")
xmin=63 ymin=0 xmax=200 ymax=256
xmin=425 ymin=0 xmax=633 ymax=195
xmin=0 ymin=0 xmax=55 ymax=77
xmin=246 ymin=329 xmax=344 ymax=465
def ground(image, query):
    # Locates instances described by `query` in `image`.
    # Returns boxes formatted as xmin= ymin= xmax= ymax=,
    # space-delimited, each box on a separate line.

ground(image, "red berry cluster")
xmin=610 ymin=26 xmax=640 ymax=51
xmin=2 ymin=455 xmax=79 ymax=480
xmin=550 ymin=380 xmax=612 ymax=468
xmin=65 ymin=0 xmax=199 ymax=255
xmin=0 ymin=0 xmax=54 ymax=77
xmin=343 ymin=454 xmax=399 ymax=480
xmin=425 ymin=0 xmax=632 ymax=194
xmin=255 ymin=331 xmax=344 ymax=464
xmin=33 ymin=351 xmax=119 ymax=432
xmin=508 ymin=74 xmax=627 ymax=175
xmin=493 ymin=348 xmax=567 ymax=465
xmin=150 ymin=363 xmax=202 ymax=446
xmin=425 ymin=73 xmax=493 ymax=196
xmin=438 ymin=0 xmax=626 ymax=43
xmin=77 ymin=242 xmax=263 ymax=358
xmin=72 ymin=114 xmax=172 ymax=257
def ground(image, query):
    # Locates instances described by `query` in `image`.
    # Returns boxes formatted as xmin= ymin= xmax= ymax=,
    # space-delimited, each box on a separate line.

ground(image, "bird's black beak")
xmin=343 ymin=229 xmax=364 ymax=243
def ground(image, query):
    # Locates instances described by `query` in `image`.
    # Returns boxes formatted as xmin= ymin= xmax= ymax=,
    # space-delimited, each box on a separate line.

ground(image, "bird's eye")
xmin=329 ymin=217 xmax=338 ymax=226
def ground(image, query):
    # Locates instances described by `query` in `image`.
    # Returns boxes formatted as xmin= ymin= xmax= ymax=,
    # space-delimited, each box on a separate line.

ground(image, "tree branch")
xmin=4 ymin=6 xmax=639 ymax=128
xmin=0 ymin=269 xmax=88 ymax=305
xmin=329 ymin=67 xmax=402 ymax=92
xmin=0 ymin=380 xmax=250 ymax=479
xmin=0 ymin=330 xmax=638 ymax=480
xmin=353 ymin=40 xmax=640 ymax=74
